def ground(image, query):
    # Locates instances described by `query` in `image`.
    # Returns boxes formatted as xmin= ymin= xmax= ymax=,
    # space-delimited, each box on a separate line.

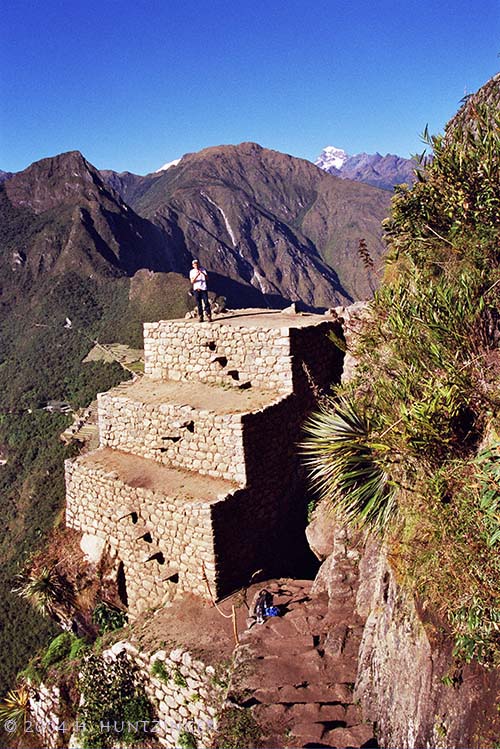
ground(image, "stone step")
xmin=97 ymin=377 xmax=286 ymax=485
xmin=65 ymin=448 xmax=237 ymax=600
xmin=230 ymin=577 xmax=375 ymax=749
xmin=67 ymin=447 xmax=236 ymax=506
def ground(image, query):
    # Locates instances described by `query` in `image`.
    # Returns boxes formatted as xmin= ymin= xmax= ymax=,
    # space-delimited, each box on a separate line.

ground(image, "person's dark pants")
xmin=194 ymin=290 xmax=211 ymax=320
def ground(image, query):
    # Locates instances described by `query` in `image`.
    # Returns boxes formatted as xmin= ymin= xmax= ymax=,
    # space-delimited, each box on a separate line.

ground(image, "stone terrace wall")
xmin=28 ymin=684 xmax=62 ymax=749
xmin=65 ymin=456 xmax=220 ymax=612
xmin=95 ymin=641 xmax=226 ymax=749
xmin=210 ymin=476 xmax=307 ymax=598
xmin=98 ymin=390 xmax=251 ymax=486
xmin=98 ymin=388 xmax=303 ymax=489
xmin=241 ymin=394 xmax=307 ymax=489
xmin=66 ymin=311 xmax=344 ymax=609
xmin=144 ymin=320 xmax=294 ymax=392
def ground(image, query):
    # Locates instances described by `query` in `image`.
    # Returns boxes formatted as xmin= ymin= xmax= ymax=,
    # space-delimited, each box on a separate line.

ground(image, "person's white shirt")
xmin=190 ymin=266 xmax=208 ymax=291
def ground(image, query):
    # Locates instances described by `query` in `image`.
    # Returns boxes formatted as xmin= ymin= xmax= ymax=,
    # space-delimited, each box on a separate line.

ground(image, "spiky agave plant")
xmin=0 ymin=686 xmax=31 ymax=732
xmin=13 ymin=565 xmax=73 ymax=622
xmin=302 ymin=395 xmax=396 ymax=532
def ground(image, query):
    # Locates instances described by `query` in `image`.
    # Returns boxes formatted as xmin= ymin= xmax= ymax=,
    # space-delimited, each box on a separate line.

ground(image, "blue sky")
xmin=1 ymin=0 xmax=499 ymax=174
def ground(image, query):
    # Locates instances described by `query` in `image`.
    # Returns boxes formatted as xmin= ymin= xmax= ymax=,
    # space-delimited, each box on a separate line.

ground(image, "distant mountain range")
xmin=1 ymin=143 xmax=391 ymax=311
xmin=2 ymin=141 xmax=416 ymax=197
xmin=314 ymin=146 xmax=417 ymax=190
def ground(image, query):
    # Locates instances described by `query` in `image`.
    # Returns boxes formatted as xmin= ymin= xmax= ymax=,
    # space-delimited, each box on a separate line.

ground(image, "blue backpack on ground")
xmin=254 ymin=589 xmax=280 ymax=624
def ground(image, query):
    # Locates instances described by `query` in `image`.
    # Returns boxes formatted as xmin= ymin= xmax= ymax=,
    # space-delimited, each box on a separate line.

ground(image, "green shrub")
xmin=178 ymin=729 xmax=198 ymax=748
xmin=69 ymin=637 xmax=90 ymax=660
xmin=17 ymin=660 xmax=44 ymax=687
xmin=450 ymin=598 xmax=500 ymax=665
xmin=77 ymin=651 xmax=154 ymax=748
xmin=41 ymin=632 xmax=74 ymax=668
xmin=92 ymin=601 xmax=127 ymax=634
xmin=151 ymin=658 xmax=170 ymax=683
xmin=212 ymin=707 xmax=261 ymax=749
xmin=173 ymin=668 xmax=188 ymax=688
xmin=475 ymin=446 xmax=500 ymax=547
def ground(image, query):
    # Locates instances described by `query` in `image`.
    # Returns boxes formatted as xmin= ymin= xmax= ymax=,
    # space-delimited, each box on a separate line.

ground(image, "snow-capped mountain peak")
xmin=155 ymin=158 xmax=181 ymax=173
xmin=314 ymin=145 xmax=417 ymax=190
xmin=314 ymin=146 xmax=349 ymax=171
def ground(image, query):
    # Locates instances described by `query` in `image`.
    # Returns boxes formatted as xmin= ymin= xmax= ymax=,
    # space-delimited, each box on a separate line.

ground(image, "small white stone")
xmin=169 ymin=648 xmax=184 ymax=663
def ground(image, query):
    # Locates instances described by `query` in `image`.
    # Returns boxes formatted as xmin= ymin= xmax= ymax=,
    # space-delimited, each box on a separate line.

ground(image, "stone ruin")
xmin=65 ymin=309 xmax=342 ymax=615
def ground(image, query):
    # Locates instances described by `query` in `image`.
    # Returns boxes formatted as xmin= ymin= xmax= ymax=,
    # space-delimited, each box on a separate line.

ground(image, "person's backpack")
xmin=254 ymin=589 xmax=275 ymax=624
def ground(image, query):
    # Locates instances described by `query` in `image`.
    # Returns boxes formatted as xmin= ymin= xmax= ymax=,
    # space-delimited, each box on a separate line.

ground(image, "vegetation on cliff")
xmin=304 ymin=79 xmax=500 ymax=665
xmin=0 ymin=269 xmax=191 ymax=697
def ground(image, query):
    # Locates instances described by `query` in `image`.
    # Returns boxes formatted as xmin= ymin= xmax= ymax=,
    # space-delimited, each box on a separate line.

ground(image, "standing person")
xmin=189 ymin=259 xmax=212 ymax=322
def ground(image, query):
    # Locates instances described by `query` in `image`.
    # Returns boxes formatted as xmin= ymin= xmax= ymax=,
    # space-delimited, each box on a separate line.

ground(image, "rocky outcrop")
xmin=353 ymin=539 xmax=500 ymax=749
xmin=306 ymin=526 xmax=500 ymax=749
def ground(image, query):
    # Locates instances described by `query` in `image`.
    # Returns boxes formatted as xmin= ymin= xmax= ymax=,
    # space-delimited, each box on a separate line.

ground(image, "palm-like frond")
xmin=0 ymin=686 xmax=31 ymax=730
xmin=302 ymin=396 xmax=396 ymax=532
xmin=13 ymin=565 xmax=73 ymax=619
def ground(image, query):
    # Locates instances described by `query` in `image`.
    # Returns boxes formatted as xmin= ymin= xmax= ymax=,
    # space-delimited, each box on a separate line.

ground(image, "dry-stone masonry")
xmin=65 ymin=310 xmax=342 ymax=615
xmin=76 ymin=641 xmax=227 ymax=749
xmin=28 ymin=683 xmax=62 ymax=749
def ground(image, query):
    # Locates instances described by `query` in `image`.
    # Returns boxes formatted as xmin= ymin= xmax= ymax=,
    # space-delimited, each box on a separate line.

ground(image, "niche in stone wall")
xmin=118 ymin=510 xmax=138 ymax=524
xmin=161 ymin=435 xmax=181 ymax=444
xmin=212 ymin=355 xmax=228 ymax=368
xmin=145 ymin=551 xmax=165 ymax=564
xmin=117 ymin=561 xmax=128 ymax=607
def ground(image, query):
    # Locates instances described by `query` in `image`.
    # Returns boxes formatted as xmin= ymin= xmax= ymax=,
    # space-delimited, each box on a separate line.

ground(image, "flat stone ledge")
xmin=100 ymin=376 xmax=285 ymax=415
xmin=146 ymin=308 xmax=334 ymax=331
xmin=72 ymin=448 xmax=237 ymax=503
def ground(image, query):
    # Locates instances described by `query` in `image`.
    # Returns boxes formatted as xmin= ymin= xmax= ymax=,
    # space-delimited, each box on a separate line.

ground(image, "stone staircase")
xmin=230 ymin=542 xmax=378 ymax=748
xmin=65 ymin=310 xmax=342 ymax=616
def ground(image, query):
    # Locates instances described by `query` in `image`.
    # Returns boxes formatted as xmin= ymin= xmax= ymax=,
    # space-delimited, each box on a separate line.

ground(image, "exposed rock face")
xmin=446 ymin=72 xmax=500 ymax=137
xmin=354 ymin=539 xmax=500 ymax=748
xmin=305 ymin=501 xmax=337 ymax=561
xmin=99 ymin=168 xmax=160 ymax=206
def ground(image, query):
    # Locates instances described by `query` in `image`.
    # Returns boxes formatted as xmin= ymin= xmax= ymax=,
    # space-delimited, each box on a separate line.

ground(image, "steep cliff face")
xmin=354 ymin=539 xmax=500 ymax=749
xmin=307 ymin=522 xmax=500 ymax=749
